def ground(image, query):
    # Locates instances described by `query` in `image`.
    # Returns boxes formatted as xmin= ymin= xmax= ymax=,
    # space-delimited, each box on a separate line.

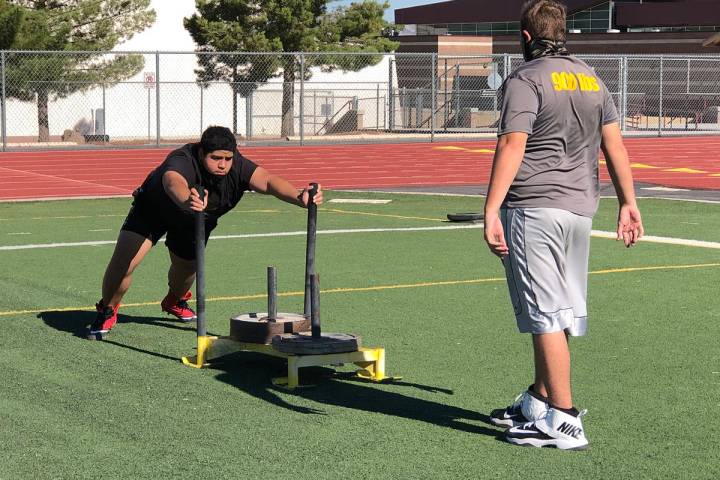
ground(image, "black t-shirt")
xmin=134 ymin=143 xmax=258 ymax=224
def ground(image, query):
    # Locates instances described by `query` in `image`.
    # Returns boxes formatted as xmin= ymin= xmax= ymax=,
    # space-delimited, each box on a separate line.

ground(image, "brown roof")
xmin=616 ymin=1 xmax=720 ymax=28
xmin=395 ymin=0 xmax=720 ymax=27
xmin=395 ymin=0 xmax=608 ymax=24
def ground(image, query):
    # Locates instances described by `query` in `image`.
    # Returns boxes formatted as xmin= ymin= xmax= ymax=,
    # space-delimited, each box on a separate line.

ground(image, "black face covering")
xmin=521 ymin=35 xmax=570 ymax=62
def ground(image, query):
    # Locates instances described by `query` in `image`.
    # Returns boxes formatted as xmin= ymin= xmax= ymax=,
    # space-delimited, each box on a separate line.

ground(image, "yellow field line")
xmin=590 ymin=263 xmax=720 ymax=275
xmin=3 ymin=262 xmax=719 ymax=318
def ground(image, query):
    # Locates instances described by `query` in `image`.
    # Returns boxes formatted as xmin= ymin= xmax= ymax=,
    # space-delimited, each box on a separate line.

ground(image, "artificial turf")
xmin=0 ymin=192 xmax=718 ymax=479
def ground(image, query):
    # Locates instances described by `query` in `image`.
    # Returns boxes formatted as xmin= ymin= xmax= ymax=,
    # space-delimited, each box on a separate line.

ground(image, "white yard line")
xmin=590 ymin=230 xmax=720 ymax=249
xmin=1 ymin=224 xmax=719 ymax=251
xmin=328 ymin=199 xmax=393 ymax=204
xmin=334 ymin=189 xmax=482 ymax=198
xmin=3 ymin=189 xmax=720 ymax=205
xmin=337 ymin=190 xmax=720 ymax=205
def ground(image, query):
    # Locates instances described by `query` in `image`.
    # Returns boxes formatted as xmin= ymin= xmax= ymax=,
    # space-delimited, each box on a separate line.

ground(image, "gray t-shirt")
xmin=498 ymin=55 xmax=619 ymax=217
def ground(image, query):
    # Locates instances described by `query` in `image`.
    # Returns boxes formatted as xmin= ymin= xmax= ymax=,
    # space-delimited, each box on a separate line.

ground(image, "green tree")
xmin=185 ymin=0 xmax=397 ymax=137
xmin=0 ymin=1 xmax=24 ymax=49
xmin=184 ymin=1 xmax=281 ymax=135
xmin=5 ymin=1 xmax=155 ymax=142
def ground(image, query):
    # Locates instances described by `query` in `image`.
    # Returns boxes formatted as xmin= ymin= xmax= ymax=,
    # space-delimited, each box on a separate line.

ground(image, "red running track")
xmin=0 ymin=137 xmax=718 ymax=200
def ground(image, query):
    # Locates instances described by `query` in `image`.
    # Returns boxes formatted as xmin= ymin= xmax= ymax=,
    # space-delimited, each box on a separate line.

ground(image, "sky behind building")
xmin=119 ymin=0 xmax=433 ymax=51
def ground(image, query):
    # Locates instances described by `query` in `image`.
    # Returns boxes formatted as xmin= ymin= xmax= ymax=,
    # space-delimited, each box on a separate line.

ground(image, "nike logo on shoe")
xmin=557 ymin=421 xmax=583 ymax=439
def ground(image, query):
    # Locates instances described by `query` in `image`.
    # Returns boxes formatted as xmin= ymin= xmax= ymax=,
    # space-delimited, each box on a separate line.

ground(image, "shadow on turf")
xmin=211 ymin=353 xmax=501 ymax=438
xmin=38 ymin=310 xmax=200 ymax=362
xmin=39 ymin=312 xmax=501 ymax=437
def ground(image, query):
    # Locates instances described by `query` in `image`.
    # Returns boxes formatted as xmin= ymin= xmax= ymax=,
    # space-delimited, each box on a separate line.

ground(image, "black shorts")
xmin=121 ymin=202 xmax=218 ymax=261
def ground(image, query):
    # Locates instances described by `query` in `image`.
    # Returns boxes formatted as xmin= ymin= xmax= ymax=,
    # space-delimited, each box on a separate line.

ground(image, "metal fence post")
xmin=1 ymin=51 xmax=6 ymax=152
xmin=431 ymin=53 xmax=436 ymax=142
xmin=658 ymin=55 xmax=664 ymax=137
xmin=199 ymin=83 xmax=204 ymax=136
xmin=444 ymin=57 xmax=448 ymax=131
xmin=383 ymin=91 xmax=387 ymax=130
xmin=147 ymin=87 xmax=151 ymax=142
xmin=455 ymin=64 xmax=461 ymax=128
xmin=155 ymin=51 xmax=160 ymax=146
xmin=621 ymin=56 xmax=628 ymax=133
xmin=388 ymin=56 xmax=394 ymax=131
xmin=299 ymin=53 xmax=305 ymax=146
xmin=102 ymin=82 xmax=107 ymax=144
xmin=376 ymin=83 xmax=380 ymax=130
xmin=246 ymin=90 xmax=253 ymax=139
xmin=416 ymin=91 xmax=423 ymax=128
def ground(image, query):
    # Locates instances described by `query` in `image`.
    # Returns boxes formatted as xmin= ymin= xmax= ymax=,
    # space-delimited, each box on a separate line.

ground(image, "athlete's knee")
xmin=170 ymin=254 xmax=197 ymax=273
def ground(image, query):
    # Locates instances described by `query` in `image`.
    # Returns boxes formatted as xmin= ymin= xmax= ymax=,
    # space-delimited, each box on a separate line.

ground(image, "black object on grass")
xmin=447 ymin=212 xmax=484 ymax=222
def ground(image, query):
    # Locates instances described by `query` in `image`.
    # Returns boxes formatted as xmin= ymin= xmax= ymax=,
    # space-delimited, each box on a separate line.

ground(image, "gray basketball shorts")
xmin=500 ymin=207 xmax=592 ymax=337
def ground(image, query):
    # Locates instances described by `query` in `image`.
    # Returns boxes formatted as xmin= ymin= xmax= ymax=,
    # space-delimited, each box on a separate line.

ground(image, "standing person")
xmin=88 ymin=126 xmax=323 ymax=340
xmin=483 ymin=0 xmax=643 ymax=450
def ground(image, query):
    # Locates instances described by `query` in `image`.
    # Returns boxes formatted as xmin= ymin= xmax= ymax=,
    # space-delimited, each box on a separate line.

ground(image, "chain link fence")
xmin=0 ymin=50 xmax=719 ymax=150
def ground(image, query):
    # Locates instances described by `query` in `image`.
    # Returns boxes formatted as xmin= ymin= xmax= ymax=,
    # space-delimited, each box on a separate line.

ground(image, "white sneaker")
xmin=489 ymin=388 xmax=549 ymax=428
xmin=506 ymin=407 xmax=590 ymax=450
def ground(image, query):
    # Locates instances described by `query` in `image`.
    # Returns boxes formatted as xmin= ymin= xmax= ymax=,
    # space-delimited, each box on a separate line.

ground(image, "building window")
xmin=627 ymin=25 xmax=720 ymax=33
xmin=566 ymin=2 xmax=611 ymax=33
xmin=447 ymin=24 xmax=462 ymax=35
xmin=410 ymin=1 xmax=720 ymax=37
xmin=417 ymin=24 xmax=449 ymax=35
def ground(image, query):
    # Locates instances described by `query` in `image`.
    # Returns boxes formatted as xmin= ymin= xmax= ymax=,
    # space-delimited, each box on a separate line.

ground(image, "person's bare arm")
xmin=483 ymin=132 xmax=528 ymax=257
xmin=703 ymin=32 xmax=720 ymax=47
xmin=601 ymin=122 xmax=644 ymax=247
xmin=162 ymin=170 xmax=207 ymax=212
xmin=248 ymin=166 xmax=324 ymax=207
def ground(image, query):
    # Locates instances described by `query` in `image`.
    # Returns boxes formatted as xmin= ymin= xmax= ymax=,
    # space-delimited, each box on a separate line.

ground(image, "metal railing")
xmin=0 ymin=50 xmax=718 ymax=150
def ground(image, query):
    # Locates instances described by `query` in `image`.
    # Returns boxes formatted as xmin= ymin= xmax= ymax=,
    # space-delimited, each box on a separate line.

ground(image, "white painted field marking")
xmin=7 ymin=232 xmax=31 ymax=236
xmin=337 ymin=190 xmax=720 ymax=205
xmin=1 ymin=224 xmax=719 ymax=251
xmin=639 ymin=197 xmax=720 ymax=205
xmin=335 ymin=189 xmax=482 ymax=198
xmin=590 ymin=230 xmax=720 ymax=249
xmin=642 ymin=186 xmax=690 ymax=192
xmin=328 ymin=199 xmax=393 ymax=204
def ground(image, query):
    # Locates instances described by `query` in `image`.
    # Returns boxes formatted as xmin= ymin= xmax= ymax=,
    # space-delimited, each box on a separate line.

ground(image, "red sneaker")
xmin=161 ymin=291 xmax=197 ymax=322
xmin=87 ymin=301 xmax=120 ymax=340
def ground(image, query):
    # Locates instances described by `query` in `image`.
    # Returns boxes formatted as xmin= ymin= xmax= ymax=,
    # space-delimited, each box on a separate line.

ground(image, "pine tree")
xmin=185 ymin=0 xmax=397 ymax=137
xmin=184 ymin=0 xmax=281 ymax=135
xmin=5 ymin=1 xmax=156 ymax=142
xmin=0 ymin=1 xmax=23 ymax=49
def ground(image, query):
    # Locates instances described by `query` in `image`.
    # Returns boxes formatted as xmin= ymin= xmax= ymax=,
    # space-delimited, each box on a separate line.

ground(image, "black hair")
xmin=200 ymin=126 xmax=237 ymax=153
